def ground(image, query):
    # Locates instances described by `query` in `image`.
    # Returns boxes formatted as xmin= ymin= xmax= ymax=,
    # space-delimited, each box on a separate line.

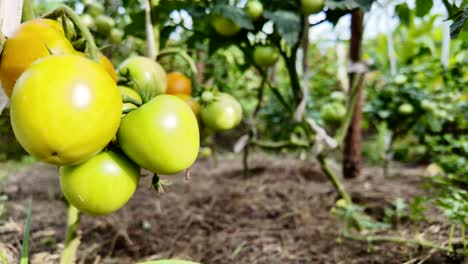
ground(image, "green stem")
xmin=0 ymin=31 xmax=6 ymax=55
xmin=42 ymin=5 xmax=99 ymax=62
xmin=266 ymin=80 xmax=293 ymax=113
xmin=65 ymin=205 xmax=80 ymax=245
xmin=157 ymin=48 xmax=198 ymax=76
xmin=335 ymin=73 xmax=365 ymax=144
xmin=449 ymin=223 xmax=455 ymax=250
xmin=317 ymin=154 xmax=352 ymax=205
xmin=252 ymin=139 xmax=309 ymax=149
xmin=342 ymin=232 xmax=453 ymax=253
xmin=22 ymin=0 xmax=35 ymax=22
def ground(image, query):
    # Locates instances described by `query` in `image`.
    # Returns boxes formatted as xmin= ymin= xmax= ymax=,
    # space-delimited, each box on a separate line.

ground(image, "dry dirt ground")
xmin=0 ymin=154 xmax=464 ymax=264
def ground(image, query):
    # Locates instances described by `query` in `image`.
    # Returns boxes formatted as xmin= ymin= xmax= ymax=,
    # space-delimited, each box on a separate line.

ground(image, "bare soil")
xmin=0 ymin=154 xmax=463 ymax=264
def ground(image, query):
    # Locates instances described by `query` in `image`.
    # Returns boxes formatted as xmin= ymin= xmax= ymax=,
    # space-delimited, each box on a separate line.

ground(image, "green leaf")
xmin=212 ymin=5 xmax=254 ymax=30
xmin=449 ymin=8 xmax=468 ymax=39
xmin=19 ymin=199 xmax=32 ymax=264
xmin=138 ymin=259 xmax=201 ymax=264
xmin=263 ymin=10 xmax=301 ymax=47
xmin=415 ymin=0 xmax=433 ymax=17
xmin=395 ymin=3 xmax=411 ymax=26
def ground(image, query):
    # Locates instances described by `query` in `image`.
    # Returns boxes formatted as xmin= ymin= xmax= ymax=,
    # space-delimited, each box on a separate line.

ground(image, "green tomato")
xmin=117 ymin=56 xmax=167 ymax=102
xmin=201 ymin=93 xmax=243 ymax=131
xmin=211 ymin=16 xmax=241 ymax=36
xmin=80 ymin=13 xmax=95 ymax=29
xmin=330 ymin=91 xmax=346 ymax=102
xmin=421 ymin=99 xmax=436 ymax=112
xmin=253 ymin=45 xmax=279 ymax=67
xmin=110 ymin=28 xmax=124 ymax=44
xmin=10 ymin=55 xmax=122 ymax=166
xmin=86 ymin=2 xmax=104 ymax=17
xmin=398 ymin=103 xmax=414 ymax=115
xmin=117 ymin=95 xmax=199 ymax=175
xmin=300 ymin=0 xmax=324 ymax=15
xmin=201 ymin=91 xmax=214 ymax=103
xmin=245 ymin=1 xmax=263 ymax=21
xmin=60 ymin=151 xmax=140 ymax=216
xmin=95 ymin=15 xmax=115 ymax=34
xmin=321 ymin=102 xmax=346 ymax=125
xmin=394 ymin=74 xmax=408 ymax=85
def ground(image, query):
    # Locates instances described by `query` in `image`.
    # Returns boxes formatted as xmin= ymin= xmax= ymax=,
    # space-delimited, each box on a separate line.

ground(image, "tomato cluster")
xmin=0 ymin=14 xmax=244 ymax=216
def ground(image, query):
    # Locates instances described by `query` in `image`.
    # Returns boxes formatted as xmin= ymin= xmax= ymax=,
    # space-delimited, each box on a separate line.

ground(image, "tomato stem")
xmin=157 ymin=48 xmax=198 ymax=77
xmin=60 ymin=204 xmax=81 ymax=264
xmin=42 ymin=5 xmax=99 ymax=62
xmin=21 ymin=0 xmax=35 ymax=22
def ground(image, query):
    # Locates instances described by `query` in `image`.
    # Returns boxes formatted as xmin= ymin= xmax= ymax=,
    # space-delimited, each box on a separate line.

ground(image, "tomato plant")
xmin=117 ymin=95 xmax=199 ymax=175
xmin=0 ymin=18 xmax=75 ymax=97
xmin=10 ymin=54 xmax=122 ymax=166
xmin=60 ymin=150 xmax=140 ymax=216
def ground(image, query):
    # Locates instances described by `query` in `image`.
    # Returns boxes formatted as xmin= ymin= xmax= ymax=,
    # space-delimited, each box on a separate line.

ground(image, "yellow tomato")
xmin=0 ymin=19 xmax=75 ymax=97
xmin=10 ymin=55 xmax=122 ymax=166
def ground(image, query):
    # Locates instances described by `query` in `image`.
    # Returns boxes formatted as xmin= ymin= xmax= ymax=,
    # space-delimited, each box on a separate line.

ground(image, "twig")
xmin=342 ymin=232 xmax=453 ymax=253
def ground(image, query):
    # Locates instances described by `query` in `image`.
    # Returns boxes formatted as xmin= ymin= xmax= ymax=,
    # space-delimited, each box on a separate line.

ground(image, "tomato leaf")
xmin=395 ymin=3 xmax=411 ymax=27
xmin=263 ymin=10 xmax=301 ymax=47
xmin=212 ymin=5 xmax=254 ymax=30
xmin=415 ymin=0 xmax=433 ymax=17
xmin=448 ymin=8 xmax=468 ymax=39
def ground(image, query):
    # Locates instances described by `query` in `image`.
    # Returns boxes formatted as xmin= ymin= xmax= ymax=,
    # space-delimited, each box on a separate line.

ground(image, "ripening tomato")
xmin=117 ymin=56 xmax=167 ymax=102
xmin=166 ymin=72 xmax=192 ymax=95
xmin=211 ymin=16 xmax=241 ymax=36
xmin=253 ymin=45 xmax=279 ymax=67
xmin=0 ymin=19 xmax=75 ymax=97
xmin=60 ymin=150 xmax=140 ymax=216
xmin=10 ymin=55 xmax=122 ymax=166
xmin=98 ymin=53 xmax=118 ymax=82
xmin=117 ymin=95 xmax=199 ymax=175
xmin=201 ymin=93 xmax=243 ymax=131
xmin=174 ymin=94 xmax=201 ymax=116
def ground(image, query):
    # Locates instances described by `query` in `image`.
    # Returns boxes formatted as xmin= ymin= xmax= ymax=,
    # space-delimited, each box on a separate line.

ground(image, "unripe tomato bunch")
xmin=0 ymin=12 xmax=199 ymax=216
xmin=81 ymin=1 xmax=124 ymax=44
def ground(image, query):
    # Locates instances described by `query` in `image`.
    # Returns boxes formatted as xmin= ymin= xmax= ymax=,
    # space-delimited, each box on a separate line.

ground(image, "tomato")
xmin=174 ymin=94 xmax=200 ymax=116
xmin=95 ymin=15 xmax=115 ymax=34
xmin=117 ymin=56 xmax=167 ymax=102
xmin=119 ymin=86 xmax=142 ymax=114
xmin=98 ymin=53 xmax=118 ymax=82
xmin=110 ymin=28 xmax=124 ymax=44
xmin=421 ymin=99 xmax=436 ymax=112
xmin=0 ymin=19 xmax=75 ymax=97
xmin=211 ymin=16 xmax=241 ymax=36
xmin=166 ymin=72 xmax=192 ymax=95
xmin=86 ymin=2 xmax=104 ymax=17
xmin=201 ymin=93 xmax=243 ymax=131
xmin=245 ymin=0 xmax=263 ymax=21
xmin=330 ymin=91 xmax=346 ymax=102
xmin=81 ymin=13 xmax=95 ymax=29
xmin=321 ymin=102 xmax=346 ymax=125
xmin=60 ymin=150 xmax=140 ymax=216
xmin=398 ymin=103 xmax=414 ymax=115
xmin=10 ymin=55 xmax=122 ymax=166
xmin=117 ymin=95 xmax=199 ymax=175
xmin=253 ymin=45 xmax=279 ymax=67
xmin=199 ymin=147 xmax=212 ymax=159
xmin=300 ymin=0 xmax=324 ymax=15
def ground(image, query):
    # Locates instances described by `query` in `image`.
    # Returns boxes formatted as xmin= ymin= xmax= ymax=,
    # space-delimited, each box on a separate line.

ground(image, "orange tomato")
xmin=0 ymin=19 xmax=75 ymax=97
xmin=175 ymin=94 xmax=201 ymax=116
xmin=75 ymin=52 xmax=117 ymax=82
xmin=97 ymin=53 xmax=118 ymax=82
xmin=166 ymin=72 xmax=192 ymax=95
